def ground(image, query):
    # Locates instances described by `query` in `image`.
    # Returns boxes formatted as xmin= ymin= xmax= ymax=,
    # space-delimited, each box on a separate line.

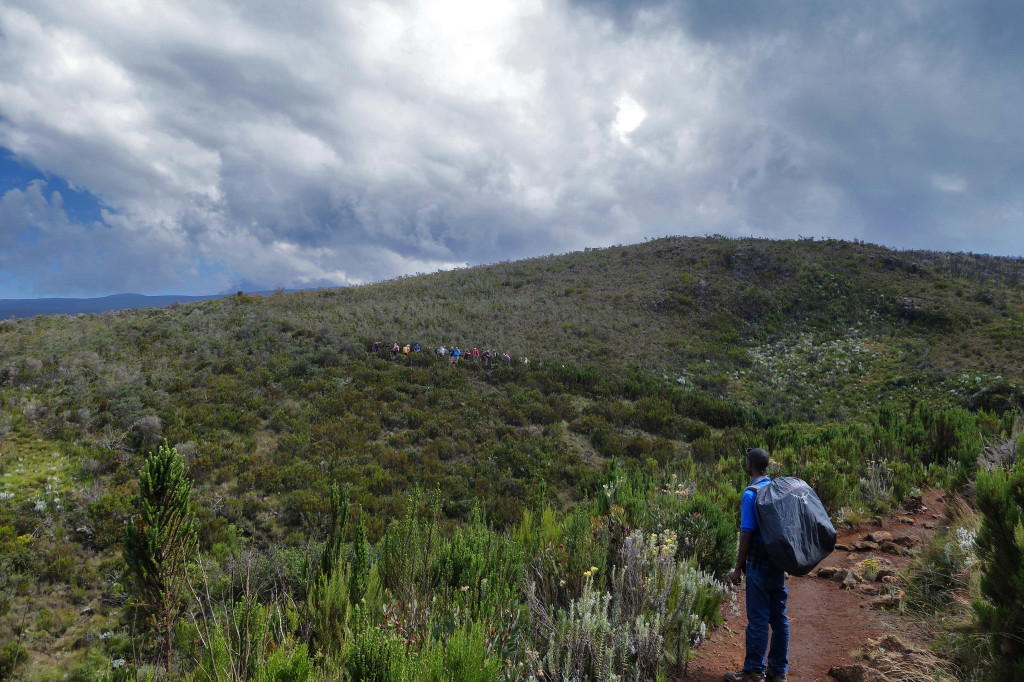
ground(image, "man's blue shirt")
xmin=740 ymin=475 xmax=771 ymax=535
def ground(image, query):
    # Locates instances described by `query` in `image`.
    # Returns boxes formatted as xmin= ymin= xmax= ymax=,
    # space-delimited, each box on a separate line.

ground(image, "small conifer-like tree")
xmin=319 ymin=483 xmax=349 ymax=579
xmin=348 ymin=517 xmax=370 ymax=604
xmin=123 ymin=441 xmax=198 ymax=675
xmin=974 ymin=460 xmax=1024 ymax=680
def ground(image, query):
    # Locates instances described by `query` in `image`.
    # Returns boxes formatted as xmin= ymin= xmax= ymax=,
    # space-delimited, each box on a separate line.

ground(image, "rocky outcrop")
xmin=834 ymin=531 xmax=919 ymax=555
xmin=815 ymin=558 xmax=905 ymax=605
xmin=831 ymin=635 xmax=947 ymax=681
xmin=829 ymin=664 xmax=889 ymax=682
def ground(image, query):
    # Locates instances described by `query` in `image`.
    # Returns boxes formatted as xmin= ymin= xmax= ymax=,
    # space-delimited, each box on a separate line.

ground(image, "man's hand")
xmin=729 ymin=568 xmax=743 ymax=586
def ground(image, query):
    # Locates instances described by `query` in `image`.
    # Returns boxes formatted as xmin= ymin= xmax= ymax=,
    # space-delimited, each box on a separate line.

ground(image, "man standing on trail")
xmin=725 ymin=447 xmax=788 ymax=682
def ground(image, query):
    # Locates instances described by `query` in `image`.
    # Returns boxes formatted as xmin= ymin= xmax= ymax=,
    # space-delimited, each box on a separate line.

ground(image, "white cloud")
xmin=1 ymin=0 xmax=1022 ymax=296
xmin=931 ymin=174 xmax=966 ymax=193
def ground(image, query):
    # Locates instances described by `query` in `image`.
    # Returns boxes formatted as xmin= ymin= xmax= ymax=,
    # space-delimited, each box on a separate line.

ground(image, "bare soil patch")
xmin=682 ymin=489 xmax=946 ymax=682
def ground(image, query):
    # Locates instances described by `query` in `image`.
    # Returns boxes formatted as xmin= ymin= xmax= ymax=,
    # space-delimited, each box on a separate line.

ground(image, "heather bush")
xmin=306 ymin=559 xmax=353 ymax=658
xmin=188 ymin=598 xmax=294 ymax=682
xmin=526 ymin=528 xmax=726 ymax=681
xmin=253 ymin=641 xmax=313 ymax=682
xmin=429 ymin=504 xmax=525 ymax=610
xmin=796 ymin=457 xmax=852 ymax=518
xmin=377 ymin=489 xmax=437 ymax=601
xmin=651 ymin=485 xmax=737 ymax=580
xmin=346 ymin=625 xmax=404 ymax=682
xmin=412 ymin=619 xmax=503 ymax=682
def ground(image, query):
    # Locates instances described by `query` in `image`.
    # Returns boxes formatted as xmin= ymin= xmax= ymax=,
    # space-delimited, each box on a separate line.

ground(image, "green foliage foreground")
xmin=105 ymin=399 xmax=1008 ymax=682
xmin=0 ymin=237 xmax=1022 ymax=678
xmin=177 ymin=482 xmax=729 ymax=682
xmin=975 ymin=461 xmax=1024 ymax=680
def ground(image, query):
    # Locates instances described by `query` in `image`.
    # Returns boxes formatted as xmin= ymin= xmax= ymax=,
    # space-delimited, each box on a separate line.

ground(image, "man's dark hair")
xmin=745 ymin=447 xmax=770 ymax=473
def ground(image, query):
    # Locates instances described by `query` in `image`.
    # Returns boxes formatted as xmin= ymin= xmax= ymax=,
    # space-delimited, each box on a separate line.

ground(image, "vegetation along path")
xmin=685 ymin=489 xmax=946 ymax=682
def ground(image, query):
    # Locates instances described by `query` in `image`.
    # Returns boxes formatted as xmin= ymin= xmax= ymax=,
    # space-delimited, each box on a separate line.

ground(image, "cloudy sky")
xmin=1 ymin=0 xmax=1022 ymax=298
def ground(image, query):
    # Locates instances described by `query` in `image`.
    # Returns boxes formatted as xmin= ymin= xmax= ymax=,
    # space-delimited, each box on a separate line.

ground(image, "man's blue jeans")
xmin=744 ymin=559 xmax=789 ymax=675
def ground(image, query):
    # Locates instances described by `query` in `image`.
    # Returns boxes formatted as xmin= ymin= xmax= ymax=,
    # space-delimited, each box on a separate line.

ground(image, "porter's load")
xmin=748 ymin=477 xmax=836 ymax=576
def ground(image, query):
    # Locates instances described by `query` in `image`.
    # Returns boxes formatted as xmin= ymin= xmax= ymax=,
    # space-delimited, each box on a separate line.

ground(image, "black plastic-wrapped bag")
xmin=748 ymin=477 xmax=837 ymax=576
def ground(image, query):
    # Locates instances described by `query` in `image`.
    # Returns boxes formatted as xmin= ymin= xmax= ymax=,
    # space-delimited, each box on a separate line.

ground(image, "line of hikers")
xmin=369 ymin=340 xmax=533 ymax=366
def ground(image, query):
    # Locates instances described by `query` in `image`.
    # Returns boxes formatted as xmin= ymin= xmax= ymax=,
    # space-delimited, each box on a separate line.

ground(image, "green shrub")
xmin=664 ymin=491 xmax=737 ymax=580
xmin=122 ymin=441 xmax=198 ymax=675
xmin=190 ymin=600 xmax=293 ymax=681
xmin=888 ymin=460 xmax=923 ymax=507
xmin=975 ymin=462 xmax=1024 ymax=679
xmin=976 ymin=409 xmax=1001 ymax=439
xmin=911 ymin=405 xmax=984 ymax=481
xmin=253 ymin=642 xmax=313 ymax=682
xmin=0 ymin=642 xmax=28 ymax=679
xmin=799 ymin=458 xmax=851 ymax=518
xmin=429 ymin=620 xmax=501 ymax=682
xmin=429 ymin=504 xmax=525 ymax=611
xmin=906 ymin=517 xmax=978 ymax=613
xmin=1000 ymin=409 xmax=1017 ymax=438
xmin=678 ymin=418 xmax=712 ymax=442
xmin=346 ymin=626 xmax=405 ymax=682
xmin=563 ymin=505 xmax=610 ymax=594
xmin=633 ymin=397 xmax=680 ymax=437
xmin=307 ymin=562 xmax=353 ymax=658
xmin=348 ymin=519 xmax=370 ymax=604
xmin=89 ymin=484 xmax=136 ymax=549
xmin=376 ymin=489 xmax=435 ymax=602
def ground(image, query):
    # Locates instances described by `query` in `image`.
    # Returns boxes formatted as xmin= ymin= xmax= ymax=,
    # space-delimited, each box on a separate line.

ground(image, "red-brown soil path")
xmin=682 ymin=490 xmax=946 ymax=682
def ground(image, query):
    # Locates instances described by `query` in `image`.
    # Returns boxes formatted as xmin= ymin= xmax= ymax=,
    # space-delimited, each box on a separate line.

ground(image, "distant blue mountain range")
xmin=1 ymin=293 xmax=233 ymax=319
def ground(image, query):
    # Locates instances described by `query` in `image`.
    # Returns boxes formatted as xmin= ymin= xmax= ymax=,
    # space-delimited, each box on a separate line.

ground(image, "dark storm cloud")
xmin=574 ymin=0 xmax=1024 ymax=253
xmin=0 ymin=0 xmax=1021 ymax=297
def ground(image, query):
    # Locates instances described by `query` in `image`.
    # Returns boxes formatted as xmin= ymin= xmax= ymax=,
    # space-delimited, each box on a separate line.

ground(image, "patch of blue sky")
xmin=140 ymin=257 xmax=233 ymax=297
xmin=0 ymin=148 xmax=106 ymax=225
xmin=0 ymin=271 xmax=37 ymax=299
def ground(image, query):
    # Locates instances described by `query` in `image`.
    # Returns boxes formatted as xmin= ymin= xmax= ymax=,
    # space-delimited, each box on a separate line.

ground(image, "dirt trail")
xmin=682 ymin=489 xmax=946 ymax=682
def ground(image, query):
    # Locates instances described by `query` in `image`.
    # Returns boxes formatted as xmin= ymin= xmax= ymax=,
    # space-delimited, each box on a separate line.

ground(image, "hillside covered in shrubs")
xmin=0 ymin=236 xmax=1022 ymax=680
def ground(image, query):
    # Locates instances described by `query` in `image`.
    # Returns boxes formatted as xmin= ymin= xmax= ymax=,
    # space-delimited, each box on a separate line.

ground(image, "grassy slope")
xmin=4 ymin=236 xmax=1023 ymax=412
xmin=1 ymin=236 xmax=1023 ymax=675
xmin=310 ymin=235 xmax=1024 ymax=393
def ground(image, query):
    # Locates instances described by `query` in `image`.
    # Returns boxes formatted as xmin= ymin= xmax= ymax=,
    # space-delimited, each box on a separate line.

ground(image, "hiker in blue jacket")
xmin=725 ymin=447 xmax=789 ymax=682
